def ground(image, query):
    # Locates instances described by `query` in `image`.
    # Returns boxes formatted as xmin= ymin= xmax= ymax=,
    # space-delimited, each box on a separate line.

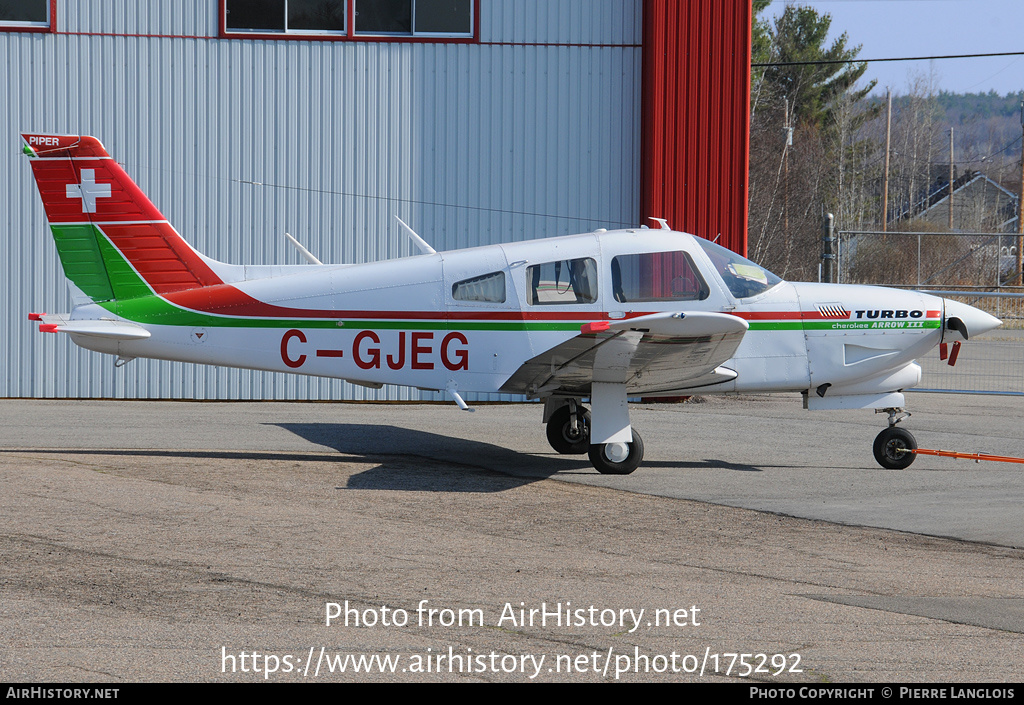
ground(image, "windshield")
xmin=695 ymin=238 xmax=782 ymax=299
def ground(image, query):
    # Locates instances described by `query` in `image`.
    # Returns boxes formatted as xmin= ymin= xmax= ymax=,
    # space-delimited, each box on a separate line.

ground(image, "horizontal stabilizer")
xmin=34 ymin=314 xmax=151 ymax=341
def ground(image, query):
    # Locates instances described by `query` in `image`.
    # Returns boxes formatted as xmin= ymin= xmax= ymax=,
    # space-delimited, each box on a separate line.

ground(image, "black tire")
xmin=588 ymin=429 xmax=644 ymax=475
xmin=872 ymin=426 xmax=917 ymax=470
xmin=546 ymin=405 xmax=591 ymax=455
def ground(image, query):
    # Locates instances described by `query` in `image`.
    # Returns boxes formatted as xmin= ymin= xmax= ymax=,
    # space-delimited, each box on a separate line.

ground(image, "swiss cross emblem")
xmin=66 ymin=169 xmax=112 ymax=214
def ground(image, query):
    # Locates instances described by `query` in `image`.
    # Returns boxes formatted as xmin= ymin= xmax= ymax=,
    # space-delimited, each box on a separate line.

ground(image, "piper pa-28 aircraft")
xmin=22 ymin=133 xmax=1002 ymax=474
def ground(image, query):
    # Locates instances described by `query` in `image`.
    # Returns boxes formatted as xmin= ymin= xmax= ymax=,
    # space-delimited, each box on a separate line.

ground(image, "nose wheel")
xmin=873 ymin=426 xmax=918 ymax=469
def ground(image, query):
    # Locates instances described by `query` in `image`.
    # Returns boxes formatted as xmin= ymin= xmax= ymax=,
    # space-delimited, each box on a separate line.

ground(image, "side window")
xmin=222 ymin=0 xmax=474 ymax=39
xmin=611 ymin=251 xmax=709 ymax=303
xmin=226 ymin=0 xmax=346 ymax=34
xmin=1 ymin=0 xmax=52 ymax=31
xmin=527 ymin=258 xmax=598 ymax=305
xmin=356 ymin=0 xmax=472 ymax=36
xmin=452 ymin=271 xmax=505 ymax=303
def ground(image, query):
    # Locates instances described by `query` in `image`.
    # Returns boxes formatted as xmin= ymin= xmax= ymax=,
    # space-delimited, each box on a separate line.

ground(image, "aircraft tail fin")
xmin=21 ymin=133 xmax=224 ymax=304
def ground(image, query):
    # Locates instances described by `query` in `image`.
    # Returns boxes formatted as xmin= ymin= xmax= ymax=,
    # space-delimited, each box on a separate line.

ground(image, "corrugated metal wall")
xmin=641 ymin=0 xmax=751 ymax=256
xmin=1 ymin=0 xmax=643 ymax=400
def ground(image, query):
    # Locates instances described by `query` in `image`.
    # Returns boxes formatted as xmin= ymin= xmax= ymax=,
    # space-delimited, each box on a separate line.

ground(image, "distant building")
xmin=902 ymin=170 xmax=1019 ymax=233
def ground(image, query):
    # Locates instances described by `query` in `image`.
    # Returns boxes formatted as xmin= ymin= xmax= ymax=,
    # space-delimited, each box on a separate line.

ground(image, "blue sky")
xmin=762 ymin=0 xmax=1024 ymax=96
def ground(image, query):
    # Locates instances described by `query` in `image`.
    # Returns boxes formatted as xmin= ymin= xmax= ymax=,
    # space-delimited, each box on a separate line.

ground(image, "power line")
xmin=753 ymin=50 xmax=1024 ymax=68
xmin=958 ymin=134 xmax=1023 ymax=165
xmin=230 ymin=179 xmax=634 ymax=227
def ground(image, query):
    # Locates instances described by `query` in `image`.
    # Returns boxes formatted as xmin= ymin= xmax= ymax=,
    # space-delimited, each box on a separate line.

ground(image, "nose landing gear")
xmin=873 ymin=408 xmax=917 ymax=469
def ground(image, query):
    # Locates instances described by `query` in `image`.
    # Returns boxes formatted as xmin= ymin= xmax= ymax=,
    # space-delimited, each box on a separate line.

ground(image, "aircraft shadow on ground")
xmin=2 ymin=445 xmax=560 ymax=495
xmin=642 ymin=459 xmax=764 ymax=472
xmin=273 ymin=423 xmax=770 ymax=487
xmin=271 ymin=422 xmax=596 ymax=492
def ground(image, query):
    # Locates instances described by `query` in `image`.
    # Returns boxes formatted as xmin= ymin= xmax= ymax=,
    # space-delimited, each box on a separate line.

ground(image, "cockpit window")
xmin=452 ymin=271 xmax=506 ymax=303
xmin=528 ymin=258 xmax=598 ymax=305
xmin=611 ymin=251 xmax=709 ymax=302
xmin=695 ymin=238 xmax=782 ymax=299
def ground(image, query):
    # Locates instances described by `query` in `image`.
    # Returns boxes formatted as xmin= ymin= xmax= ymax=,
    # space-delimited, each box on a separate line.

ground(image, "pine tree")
xmin=760 ymin=5 xmax=875 ymax=131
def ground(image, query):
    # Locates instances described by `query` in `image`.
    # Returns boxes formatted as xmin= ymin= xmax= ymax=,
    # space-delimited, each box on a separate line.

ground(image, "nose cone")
xmin=943 ymin=298 xmax=1002 ymax=341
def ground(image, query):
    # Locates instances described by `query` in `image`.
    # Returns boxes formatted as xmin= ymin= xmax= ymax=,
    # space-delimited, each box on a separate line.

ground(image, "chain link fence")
xmin=835 ymin=230 xmax=1024 ymax=395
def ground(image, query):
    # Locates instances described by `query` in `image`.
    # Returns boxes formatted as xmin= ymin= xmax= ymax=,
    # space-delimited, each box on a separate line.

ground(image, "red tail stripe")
xmin=101 ymin=223 xmax=223 ymax=292
xmin=163 ymin=284 xmax=648 ymax=321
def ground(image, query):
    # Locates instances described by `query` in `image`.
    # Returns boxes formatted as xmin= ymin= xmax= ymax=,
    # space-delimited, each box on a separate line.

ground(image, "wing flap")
xmin=501 ymin=311 xmax=747 ymax=397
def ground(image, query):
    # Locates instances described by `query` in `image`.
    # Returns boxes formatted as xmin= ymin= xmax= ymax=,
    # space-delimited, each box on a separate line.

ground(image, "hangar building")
xmin=1 ymin=0 xmax=751 ymax=400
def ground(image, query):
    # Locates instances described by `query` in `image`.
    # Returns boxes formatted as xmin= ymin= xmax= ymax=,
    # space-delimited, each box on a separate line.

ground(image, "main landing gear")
xmin=546 ymin=402 xmax=591 ymax=455
xmin=588 ymin=430 xmax=644 ymax=475
xmin=872 ymin=408 xmax=917 ymax=469
xmin=544 ymin=399 xmax=645 ymax=475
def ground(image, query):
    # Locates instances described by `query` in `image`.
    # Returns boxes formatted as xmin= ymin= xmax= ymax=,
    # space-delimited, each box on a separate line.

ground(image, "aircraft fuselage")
xmin=68 ymin=229 xmax=948 ymax=405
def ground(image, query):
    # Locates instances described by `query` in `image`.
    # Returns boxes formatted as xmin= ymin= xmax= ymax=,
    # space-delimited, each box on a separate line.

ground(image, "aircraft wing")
xmin=500 ymin=311 xmax=748 ymax=397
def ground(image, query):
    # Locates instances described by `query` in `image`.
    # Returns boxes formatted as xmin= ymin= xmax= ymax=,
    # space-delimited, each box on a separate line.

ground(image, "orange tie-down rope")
xmin=910 ymin=448 xmax=1024 ymax=465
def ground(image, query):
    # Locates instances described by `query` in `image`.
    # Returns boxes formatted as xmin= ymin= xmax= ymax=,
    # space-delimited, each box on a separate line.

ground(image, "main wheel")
xmin=588 ymin=429 xmax=644 ymax=475
xmin=546 ymin=405 xmax=591 ymax=455
xmin=872 ymin=426 xmax=917 ymax=469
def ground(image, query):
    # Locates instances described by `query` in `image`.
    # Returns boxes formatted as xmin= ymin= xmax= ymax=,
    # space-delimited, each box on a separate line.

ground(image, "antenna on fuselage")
xmin=395 ymin=216 xmax=436 ymax=255
xmin=284 ymin=232 xmax=323 ymax=265
xmin=648 ymin=217 xmax=672 ymax=231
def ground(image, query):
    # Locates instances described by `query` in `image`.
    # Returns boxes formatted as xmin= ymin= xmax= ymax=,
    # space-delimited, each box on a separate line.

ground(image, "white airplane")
xmin=21 ymin=133 xmax=1002 ymax=474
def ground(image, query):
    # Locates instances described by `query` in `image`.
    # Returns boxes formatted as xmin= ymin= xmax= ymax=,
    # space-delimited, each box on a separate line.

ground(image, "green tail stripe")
xmin=49 ymin=223 xmax=155 ymax=303
xmin=50 ymin=224 xmax=115 ymax=302
xmin=95 ymin=233 xmax=155 ymax=301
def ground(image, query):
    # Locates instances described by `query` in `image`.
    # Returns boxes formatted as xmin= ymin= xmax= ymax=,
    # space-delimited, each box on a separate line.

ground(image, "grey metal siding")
xmin=1 ymin=0 xmax=642 ymax=400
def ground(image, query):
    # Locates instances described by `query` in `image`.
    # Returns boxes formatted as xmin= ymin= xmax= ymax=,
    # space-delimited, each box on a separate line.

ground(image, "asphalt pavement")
xmin=2 ymin=394 xmax=1022 ymax=682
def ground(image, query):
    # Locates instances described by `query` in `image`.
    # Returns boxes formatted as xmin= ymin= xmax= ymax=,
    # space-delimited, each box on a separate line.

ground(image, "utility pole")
xmin=949 ymin=127 xmax=955 ymax=230
xmin=822 ymin=213 xmax=835 ymax=283
xmin=882 ymin=90 xmax=892 ymax=232
xmin=1017 ymin=98 xmax=1024 ymax=286
xmin=783 ymin=98 xmax=793 ymax=238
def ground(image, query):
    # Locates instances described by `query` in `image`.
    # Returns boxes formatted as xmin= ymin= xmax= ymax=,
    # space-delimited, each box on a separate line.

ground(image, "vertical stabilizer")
xmin=21 ymin=133 xmax=224 ymax=302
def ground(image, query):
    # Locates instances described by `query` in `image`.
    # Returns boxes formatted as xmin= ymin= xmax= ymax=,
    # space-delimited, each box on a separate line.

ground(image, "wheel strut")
xmin=567 ymin=398 xmax=580 ymax=436
xmin=876 ymin=407 xmax=911 ymax=428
